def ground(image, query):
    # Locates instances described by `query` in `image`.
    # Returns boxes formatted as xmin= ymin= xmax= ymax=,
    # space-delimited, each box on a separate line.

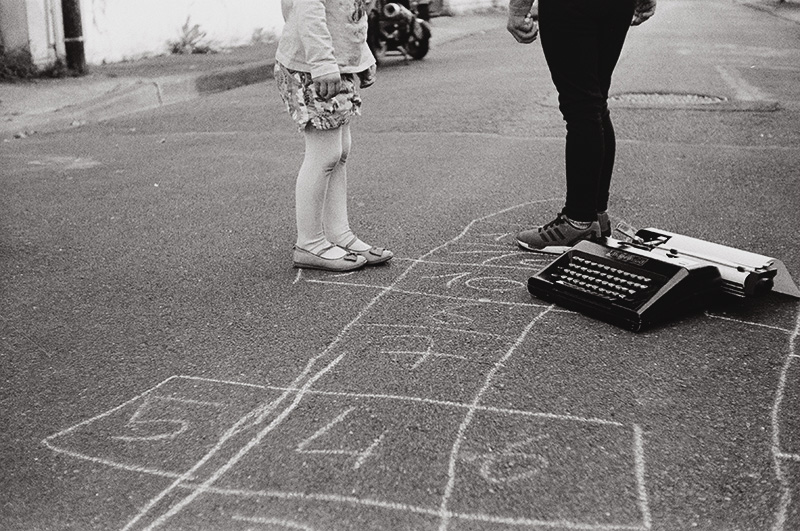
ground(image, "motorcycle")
xmin=367 ymin=0 xmax=432 ymax=64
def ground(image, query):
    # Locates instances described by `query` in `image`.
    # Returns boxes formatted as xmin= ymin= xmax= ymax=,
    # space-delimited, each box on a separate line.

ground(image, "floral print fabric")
xmin=275 ymin=62 xmax=362 ymax=132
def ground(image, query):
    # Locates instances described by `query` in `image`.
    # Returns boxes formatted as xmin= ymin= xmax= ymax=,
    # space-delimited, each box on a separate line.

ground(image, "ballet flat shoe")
xmin=340 ymin=237 xmax=393 ymax=265
xmin=293 ymin=245 xmax=366 ymax=272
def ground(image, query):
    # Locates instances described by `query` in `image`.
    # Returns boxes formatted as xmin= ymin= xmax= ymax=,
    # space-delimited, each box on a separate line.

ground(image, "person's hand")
xmin=631 ymin=0 xmax=656 ymax=26
xmin=507 ymin=12 xmax=539 ymax=43
xmin=358 ymin=64 xmax=377 ymax=89
xmin=314 ymin=72 xmax=342 ymax=99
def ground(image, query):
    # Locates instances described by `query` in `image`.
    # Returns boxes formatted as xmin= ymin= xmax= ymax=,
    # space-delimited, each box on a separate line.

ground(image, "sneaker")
xmin=597 ymin=211 xmax=611 ymax=237
xmin=516 ymin=212 xmax=601 ymax=252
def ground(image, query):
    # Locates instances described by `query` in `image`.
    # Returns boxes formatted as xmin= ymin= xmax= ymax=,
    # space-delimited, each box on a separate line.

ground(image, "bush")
xmin=0 ymin=48 xmax=37 ymax=81
xmin=168 ymin=17 xmax=218 ymax=55
xmin=0 ymin=47 xmax=70 ymax=81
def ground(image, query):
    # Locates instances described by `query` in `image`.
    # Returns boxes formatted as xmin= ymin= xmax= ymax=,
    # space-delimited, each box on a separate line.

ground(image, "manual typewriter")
xmin=527 ymin=226 xmax=798 ymax=331
xmin=527 ymin=238 xmax=722 ymax=331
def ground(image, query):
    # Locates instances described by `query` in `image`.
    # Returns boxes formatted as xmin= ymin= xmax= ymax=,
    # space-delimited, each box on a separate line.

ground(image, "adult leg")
xmin=295 ymin=125 xmax=348 ymax=259
xmin=539 ymin=0 xmax=633 ymax=222
xmin=595 ymin=0 xmax=635 ymax=213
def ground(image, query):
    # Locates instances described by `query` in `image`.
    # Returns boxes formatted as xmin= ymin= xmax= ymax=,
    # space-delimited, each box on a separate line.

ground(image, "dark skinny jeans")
xmin=539 ymin=0 xmax=635 ymax=222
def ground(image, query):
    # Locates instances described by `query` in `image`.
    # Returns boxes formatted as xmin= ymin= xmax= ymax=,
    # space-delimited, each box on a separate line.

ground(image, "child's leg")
xmin=323 ymin=123 xmax=372 ymax=252
xmin=296 ymin=125 xmax=348 ymax=259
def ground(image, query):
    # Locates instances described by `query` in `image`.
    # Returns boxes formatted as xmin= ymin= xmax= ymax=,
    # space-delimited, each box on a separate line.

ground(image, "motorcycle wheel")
xmin=406 ymin=21 xmax=431 ymax=60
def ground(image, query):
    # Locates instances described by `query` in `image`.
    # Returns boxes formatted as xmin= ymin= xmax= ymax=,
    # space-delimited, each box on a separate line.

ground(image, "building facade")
xmin=1 ymin=0 xmax=500 ymax=68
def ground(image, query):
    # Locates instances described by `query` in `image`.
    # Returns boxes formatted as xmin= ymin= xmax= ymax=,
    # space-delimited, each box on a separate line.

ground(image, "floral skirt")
xmin=274 ymin=63 xmax=362 ymax=132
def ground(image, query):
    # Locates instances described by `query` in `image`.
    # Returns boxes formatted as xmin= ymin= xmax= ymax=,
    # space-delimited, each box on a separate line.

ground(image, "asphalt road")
xmin=2 ymin=1 xmax=800 ymax=530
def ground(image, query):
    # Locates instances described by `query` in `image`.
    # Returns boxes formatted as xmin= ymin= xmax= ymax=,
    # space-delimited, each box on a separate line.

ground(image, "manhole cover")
xmin=610 ymin=92 xmax=726 ymax=105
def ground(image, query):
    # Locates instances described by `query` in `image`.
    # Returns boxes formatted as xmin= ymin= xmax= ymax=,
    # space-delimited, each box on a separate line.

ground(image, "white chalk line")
xmin=770 ymin=307 xmax=800 ymax=531
xmin=137 ymin=352 xmax=349 ymax=531
xmin=128 ymin=201 xmax=555 ymax=530
xmin=633 ymin=426 xmax=652 ymax=529
xmin=41 ymin=445 xmax=194 ymax=480
xmin=437 ymin=306 xmax=555 ymax=531
xmin=705 ymin=312 xmax=793 ymax=334
xmin=295 ymin=407 xmax=356 ymax=453
xmin=305 ymin=279 xmax=565 ymax=310
xmin=42 ymin=375 xmax=273 ymax=479
xmin=181 ymin=483 xmax=648 ymax=530
xmin=359 ymin=322 xmax=514 ymax=340
xmin=395 ymin=257 xmax=551 ymax=271
xmin=120 ymin=385 xmax=299 ymax=531
xmin=42 ymin=375 xmax=182 ymax=468
xmin=45 ymin=360 xmax=629 ymax=479
xmin=295 ymin=406 xmax=387 ymax=470
xmin=0 ymin=312 xmax=54 ymax=359
xmin=232 ymin=514 xmax=318 ymax=531
xmin=296 ymin=388 xmax=627 ymax=427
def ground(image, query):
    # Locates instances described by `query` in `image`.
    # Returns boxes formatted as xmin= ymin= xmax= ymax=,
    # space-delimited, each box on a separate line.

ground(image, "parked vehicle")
xmin=367 ymin=0 xmax=432 ymax=64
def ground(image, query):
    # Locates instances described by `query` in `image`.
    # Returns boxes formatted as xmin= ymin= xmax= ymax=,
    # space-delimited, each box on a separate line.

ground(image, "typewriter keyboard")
xmin=548 ymin=255 xmax=657 ymax=301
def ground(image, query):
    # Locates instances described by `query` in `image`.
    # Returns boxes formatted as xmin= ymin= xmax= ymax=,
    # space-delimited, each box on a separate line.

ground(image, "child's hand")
xmin=358 ymin=65 xmax=377 ymax=89
xmin=314 ymin=73 xmax=343 ymax=99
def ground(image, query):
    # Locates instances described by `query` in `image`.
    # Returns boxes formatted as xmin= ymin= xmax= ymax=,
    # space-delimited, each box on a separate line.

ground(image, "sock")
xmin=565 ymin=216 xmax=593 ymax=230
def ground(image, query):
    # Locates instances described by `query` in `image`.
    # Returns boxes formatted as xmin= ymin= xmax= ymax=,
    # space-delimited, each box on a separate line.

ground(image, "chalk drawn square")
xmin=426 ymin=240 xmax=552 ymax=271
xmin=357 ymin=290 xmax=540 ymax=339
xmin=405 ymin=261 xmax=532 ymax=306
xmin=314 ymin=323 xmax=523 ymax=403
xmin=447 ymin=411 xmax=648 ymax=529
xmin=43 ymin=376 xmax=285 ymax=479
xmin=217 ymin=394 xmax=463 ymax=511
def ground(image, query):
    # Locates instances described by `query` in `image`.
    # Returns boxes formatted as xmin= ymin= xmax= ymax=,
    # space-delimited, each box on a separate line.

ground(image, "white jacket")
xmin=276 ymin=0 xmax=376 ymax=79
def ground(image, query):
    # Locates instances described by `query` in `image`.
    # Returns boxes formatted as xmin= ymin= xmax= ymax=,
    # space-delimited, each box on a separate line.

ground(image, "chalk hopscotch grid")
xmin=44 ymin=377 xmax=650 ymax=530
xmin=39 ymin=201 xmax=799 ymax=531
xmin=42 ymin=202 xmax=648 ymax=531
xmin=45 ymin=201 xmax=646 ymax=530
xmin=127 ymin=200 xmax=583 ymax=531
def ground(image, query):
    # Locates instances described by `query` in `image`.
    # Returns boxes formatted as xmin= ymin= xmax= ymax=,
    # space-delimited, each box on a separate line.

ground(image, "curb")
xmin=1 ymin=13 xmax=504 ymax=139
xmin=1 ymin=60 xmax=276 ymax=138
xmin=195 ymin=61 xmax=274 ymax=94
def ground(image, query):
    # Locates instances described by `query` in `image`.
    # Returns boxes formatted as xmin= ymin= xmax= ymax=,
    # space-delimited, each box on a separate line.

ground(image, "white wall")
xmin=443 ymin=0 xmax=502 ymax=15
xmin=80 ymin=0 xmax=284 ymax=64
xmin=2 ymin=0 xmax=500 ymax=67
xmin=0 ymin=0 xmax=63 ymax=65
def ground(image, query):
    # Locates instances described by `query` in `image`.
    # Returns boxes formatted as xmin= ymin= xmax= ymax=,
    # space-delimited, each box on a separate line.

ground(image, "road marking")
xmin=716 ymin=65 xmax=772 ymax=101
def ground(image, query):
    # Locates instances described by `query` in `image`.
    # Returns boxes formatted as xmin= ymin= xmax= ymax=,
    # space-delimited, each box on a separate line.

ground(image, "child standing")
xmin=275 ymin=0 xmax=393 ymax=271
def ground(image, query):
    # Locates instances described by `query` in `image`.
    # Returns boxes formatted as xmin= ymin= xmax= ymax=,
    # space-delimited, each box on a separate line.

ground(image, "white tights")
xmin=295 ymin=123 xmax=370 ymax=258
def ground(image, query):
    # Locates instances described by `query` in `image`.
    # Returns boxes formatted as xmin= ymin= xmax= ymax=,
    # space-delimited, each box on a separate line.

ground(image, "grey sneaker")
xmin=516 ymin=212 xmax=601 ymax=252
xmin=597 ymin=211 xmax=611 ymax=237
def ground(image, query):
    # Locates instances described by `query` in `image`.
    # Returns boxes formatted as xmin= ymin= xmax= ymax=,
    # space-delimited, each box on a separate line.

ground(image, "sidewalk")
xmin=0 ymin=13 xmax=505 ymax=139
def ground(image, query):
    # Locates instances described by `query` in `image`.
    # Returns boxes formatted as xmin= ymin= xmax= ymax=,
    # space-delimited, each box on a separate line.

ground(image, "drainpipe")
xmin=61 ymin=0 xmax=86 ymax=74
